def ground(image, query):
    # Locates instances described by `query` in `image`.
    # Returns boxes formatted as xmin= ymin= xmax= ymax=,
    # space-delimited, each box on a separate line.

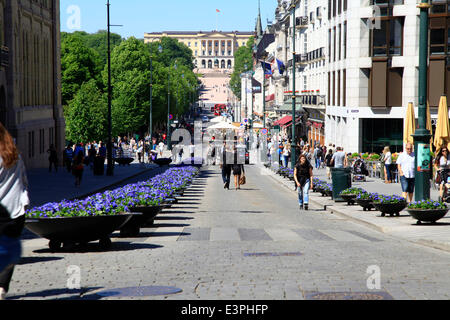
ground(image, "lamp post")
xmin=167 ymin=65 xmax=172 ymax=150
xmin=149 ymin=45 xmax=163 ymax=140
xmin=413 ymin=0 xmax=432 ymax=201
xmin=290 ymin=1 xmax=297 ymax=169
xmin=105 ymin=0 xmax=122 ymax=176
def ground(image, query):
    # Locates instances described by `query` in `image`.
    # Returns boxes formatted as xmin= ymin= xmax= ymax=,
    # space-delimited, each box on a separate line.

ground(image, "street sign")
xmin=261 ymin=128 xmax=268 ymax=136
xmin=243 ymin=118 xmax=248 ymax=123
xmin=169 ymin=114 xmax=173 ymax=120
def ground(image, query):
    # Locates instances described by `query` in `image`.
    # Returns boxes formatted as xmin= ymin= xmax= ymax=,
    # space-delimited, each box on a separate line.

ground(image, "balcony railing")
xmin=0 ymin=46 xmax=9 ymax=68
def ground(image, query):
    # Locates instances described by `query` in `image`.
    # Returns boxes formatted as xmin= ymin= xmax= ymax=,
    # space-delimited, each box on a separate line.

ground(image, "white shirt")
xmin=158 ymin=142 xmax=164 ymax=151
xmin=0 ymin=156 xmax=30 ymax=219
xmin=385 ymin=152 xmax=392 ymax=165
xmin=397 ymin=152 xmax=415 ymax=178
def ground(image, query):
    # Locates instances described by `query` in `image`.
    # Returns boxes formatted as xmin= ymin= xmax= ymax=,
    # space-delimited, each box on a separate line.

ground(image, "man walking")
xmin=331 ymin=147 xmax=348 ymax=168
xmin=313 ymin=145 xmax=322 ymax=169
xmin=220 ymin=142 xmax=231 ymax=189
xmin=397 ymin=143 xmax=416 ymax=203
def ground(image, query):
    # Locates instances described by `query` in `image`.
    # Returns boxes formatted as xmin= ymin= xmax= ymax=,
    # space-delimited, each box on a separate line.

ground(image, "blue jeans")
xmin=0 ymin=235 xmax=21 ymax=273
xmin=385 ymin=164 xmax=392 ymax=181
xmin=298 ymin=179 xmax=311 ymax=206
xmin=282 ymin=155 xmax=289 ymax=167
xmin=315 ymin=158 xmax=321 ymax=169
xmin=400 ymin=176 xmax=415 ymax=194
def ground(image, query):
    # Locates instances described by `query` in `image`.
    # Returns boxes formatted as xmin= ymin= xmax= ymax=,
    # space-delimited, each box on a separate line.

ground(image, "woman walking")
xmin=434 ymin=147 xmax=450 ymax=201
xmin=232 ymin=147 xmax=245 ymax=190
xmin=383 ymin=146 xmax=393 ymax=183
xmin=72 ymin=152 xmax=84 ymax=187
xmin=294 ymin=154 xmax=313 ymax=211
xmin=47 ymin=144 xmax=58 ymax=172
xmin=0 ymin=123 xmax=30 ymax=300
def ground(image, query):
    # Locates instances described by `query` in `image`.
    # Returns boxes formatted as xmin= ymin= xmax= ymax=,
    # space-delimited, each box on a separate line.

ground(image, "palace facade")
xmin=0 ymin=0 xmax=65 ymax=169
xmin=144 ymin=30 xmax=253 ymax=71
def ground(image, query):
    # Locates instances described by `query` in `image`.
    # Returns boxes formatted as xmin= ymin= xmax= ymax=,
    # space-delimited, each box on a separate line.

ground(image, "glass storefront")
xmin=361 ymin=118 xmax=403 ymax=154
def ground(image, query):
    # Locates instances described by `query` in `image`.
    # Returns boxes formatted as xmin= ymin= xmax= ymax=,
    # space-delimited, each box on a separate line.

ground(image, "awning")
xmin=284 ymin=117 xmax=302 ymax=128
xmin=265 ymin=94 xmax=275 ymax=102
xmin=273 ymin=115 xmax=292 ymax=127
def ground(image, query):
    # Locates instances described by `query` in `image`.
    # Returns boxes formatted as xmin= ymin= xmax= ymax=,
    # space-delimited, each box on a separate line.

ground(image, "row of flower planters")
xmin=25 ymin=166 xmax=200 ymax=251
xmin=265 ymin=163 xmax=449 ymax=224
xmin=332 ymin=185 xmax=449 ymax=225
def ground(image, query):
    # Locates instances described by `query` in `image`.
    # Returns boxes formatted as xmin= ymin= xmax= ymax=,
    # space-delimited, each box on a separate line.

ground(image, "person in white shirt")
xmin=383 ymin=146 xmax=393 ymax=183
xmin=0 ymin=123 xmax=29 ymax=300
xmin=397 ymin=143 xmax=415 ymax=203
xmin=158 ymin=141 xmax=165 ymax=157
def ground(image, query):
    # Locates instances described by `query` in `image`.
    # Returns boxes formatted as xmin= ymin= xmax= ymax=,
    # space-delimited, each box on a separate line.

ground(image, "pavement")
xmin=7 ymin=160 xmax=450 ymax=300
xmin=260 ymin=163 xmax=450 ymax=253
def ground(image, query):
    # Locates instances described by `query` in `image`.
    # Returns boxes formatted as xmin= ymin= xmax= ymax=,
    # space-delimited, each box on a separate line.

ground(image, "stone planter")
xmin=407 ymin=208 xmax=449 ymax=225
xmin=356 ymin=199 xmax=375 ymax=211
xmin=25 ymin=213 xmax=138 ymax=251
xmin=114 ymin=158 xmax=134 ymax=166
xmin=373 ymin=202 xmax=407 ymax=217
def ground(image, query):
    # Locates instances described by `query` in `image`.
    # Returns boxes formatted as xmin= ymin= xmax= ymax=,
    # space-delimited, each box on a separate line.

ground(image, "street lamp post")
xmin=149 ymin=45 xmax=163 ymax=140
xmin=167 ymin=67 xmax=171 ymax=150
xmin=290 ymin=1 xmax=297 ymax=169
xmin=413 ymin=0 xmax=432 ymax=201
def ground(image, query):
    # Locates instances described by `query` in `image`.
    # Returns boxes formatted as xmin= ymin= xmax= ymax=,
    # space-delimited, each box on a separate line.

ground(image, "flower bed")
xmin=356 ymin=192 xmax=378 ymax=211
xmin=339 ymin=187 xmax=366 ymax=205
xmin=25 ymin=166 xmax=199 ymax=249
xmin=26 ymin=166 xmax=199 ymax=219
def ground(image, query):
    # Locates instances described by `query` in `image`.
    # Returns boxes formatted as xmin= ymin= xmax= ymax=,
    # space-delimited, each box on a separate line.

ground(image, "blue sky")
xmin=60 ymin=0 xmax=278 ymax=38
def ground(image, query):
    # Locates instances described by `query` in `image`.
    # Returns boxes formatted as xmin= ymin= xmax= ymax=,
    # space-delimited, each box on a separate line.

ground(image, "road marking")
xmin=144 ymin=227 xmax=185 ymax=242
xmin=210 ymin=227 xmax=241 ymax=241
xmin=318 ymin=229 xmax=370 ymax=242
xmin=264 ymin=228 xmax=304 ymax=241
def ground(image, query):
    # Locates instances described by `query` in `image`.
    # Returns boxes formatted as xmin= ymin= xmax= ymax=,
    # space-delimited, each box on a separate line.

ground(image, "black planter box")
xmin=120 ymin=205 xmax=164 ymax=237
xmin=154 ymin=158 xmax=172 ymax=166
xmin=115 ymin=158 xmax=134 ymax=166
xmin=340 ymin=194 xmax=357 ymax=205
xmin=373 ymin=202 xmax=407 ymax=217
xmin=25 ymin=213 xmax=137 ymax=251
xmin=356 ymin=199 xmax=375 ymax=211
xmin=407 ymin=208 xmax=449 ymax=225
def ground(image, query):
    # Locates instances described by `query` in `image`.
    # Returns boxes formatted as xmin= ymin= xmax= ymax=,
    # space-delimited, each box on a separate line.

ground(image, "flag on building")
xmin=216 ymin=9 xmax=220 ymax=12
xmin=276 ymin=59 xmax=286 ymax=75
xmin=261 ymin=61 xmax=272 ymax=76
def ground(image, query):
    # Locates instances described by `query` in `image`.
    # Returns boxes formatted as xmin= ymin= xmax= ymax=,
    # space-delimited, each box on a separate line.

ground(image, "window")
xmin=28 ymin=131 xmax=35 ymax=158
xmin=371 ymin=17 xmax=404 ymax=56
xmin=369 ymin=62 xmax=403 ymax=107
xmin=39 ymin=129 xmax=45 ymax=154
xmin=344 ymin=21 xmax=347 ymax=59
xmin=338 ymin=24 xmax=342 ymax=60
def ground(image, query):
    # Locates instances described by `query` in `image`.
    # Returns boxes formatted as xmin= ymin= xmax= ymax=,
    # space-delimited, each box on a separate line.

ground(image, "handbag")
xmin=436 ymin=171 xmax=442 ymax=184
xmin=239 ymin=175 xmax=246 ymax=185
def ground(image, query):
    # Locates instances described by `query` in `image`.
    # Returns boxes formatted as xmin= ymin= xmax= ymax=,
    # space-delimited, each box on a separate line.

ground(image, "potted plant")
xmin=323 ymin=184 xmax=333 ymax=197
xmin=372 ymin=194 xmax=407 ymax=217
xmin=407 ymin=200 xmax=449 ymax=225
xmin=339 ymin=187 xmax=366 ymax=205
xmin=356 ymin=192 xmax=378 ymax=211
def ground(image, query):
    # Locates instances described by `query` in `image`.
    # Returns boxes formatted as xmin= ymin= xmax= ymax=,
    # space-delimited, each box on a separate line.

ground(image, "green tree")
xmin=230 ymin=37 xmax=255 ymax=100
xmin=61 ymin=33 xmax=103 ymax=106
xmin=65 ymin=80 xmax=107 ymax=143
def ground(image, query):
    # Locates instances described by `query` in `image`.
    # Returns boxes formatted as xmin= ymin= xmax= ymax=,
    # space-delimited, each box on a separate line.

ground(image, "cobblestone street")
xmin=9 ymin=165 xmax=450 ymax=300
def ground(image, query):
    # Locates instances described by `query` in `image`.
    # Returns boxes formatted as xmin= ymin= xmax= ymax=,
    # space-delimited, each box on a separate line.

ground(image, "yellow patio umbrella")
xmin=434 ymin=96 xmax=450 ymax=154
xmin=427 ymin=101 xmax=433 ymax=153
xmin=403 ymin=102 xmax=416 ymax=145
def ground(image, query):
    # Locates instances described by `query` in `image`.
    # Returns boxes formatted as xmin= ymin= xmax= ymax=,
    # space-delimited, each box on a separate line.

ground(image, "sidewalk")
xmin=259 ymin=163 xmax=450 ymax=253
xmin=27 ymin=150 xmax=173 ymax=207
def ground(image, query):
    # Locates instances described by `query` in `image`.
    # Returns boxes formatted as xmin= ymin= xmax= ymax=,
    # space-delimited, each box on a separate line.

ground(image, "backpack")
xmin=317 ymin=148 xmax=323 ymax=158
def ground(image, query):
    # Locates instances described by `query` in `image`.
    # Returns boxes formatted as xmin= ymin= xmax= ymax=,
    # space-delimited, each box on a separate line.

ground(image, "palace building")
xmin=0 ymin=0 xmax=65 ymax=169
xmin=144 ymin=30 xmax=253 ymax=71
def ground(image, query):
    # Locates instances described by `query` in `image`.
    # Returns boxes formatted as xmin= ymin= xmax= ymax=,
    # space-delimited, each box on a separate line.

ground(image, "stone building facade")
xmin=0 ymin=0 xmax=65 ymax=169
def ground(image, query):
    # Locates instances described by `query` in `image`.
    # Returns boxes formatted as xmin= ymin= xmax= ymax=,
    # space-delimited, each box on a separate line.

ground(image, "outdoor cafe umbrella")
xmin=403 ymin=102 xmax=416 ymax=145
xmin=427 ymin=101 xmax=433 ymax=153
xmin=433 ymin=96 xmax=450 ymax=154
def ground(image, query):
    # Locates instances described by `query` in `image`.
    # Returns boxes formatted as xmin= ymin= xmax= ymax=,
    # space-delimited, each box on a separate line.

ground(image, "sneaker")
xmin=0 ymin=287 xmax=6 ymax=300
xmin=304 ymin=204 xmax=309 ymax=211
